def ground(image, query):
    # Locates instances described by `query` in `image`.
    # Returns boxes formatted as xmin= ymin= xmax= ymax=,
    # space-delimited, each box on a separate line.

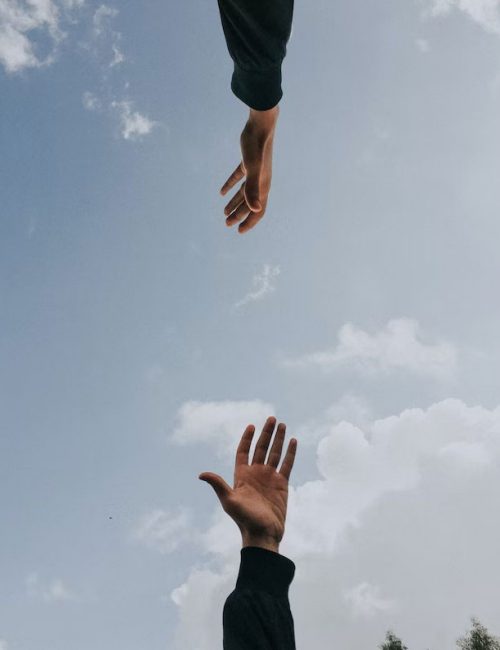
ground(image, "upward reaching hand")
xmin=199 ymin=416 xmax=298 ymax=552
xmin=221 ymin=106 xmax=279 ymax=234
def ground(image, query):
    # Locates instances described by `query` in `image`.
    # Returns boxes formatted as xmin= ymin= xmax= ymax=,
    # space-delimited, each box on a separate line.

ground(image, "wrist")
xmin=247 ymin=105 xmax=279 ymax=135
xmin=241 ymin=532 xmax=280 ymax=553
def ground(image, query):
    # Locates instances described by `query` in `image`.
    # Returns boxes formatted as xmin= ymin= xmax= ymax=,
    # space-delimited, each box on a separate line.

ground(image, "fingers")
xmin=266 ymin=422 xmax=286 ymax=469
xmin=221 ymin=162 xmax=245 ymax=196
xmin=251 ymin=416 xmax=277 ymax=465
xmin=235 ymin=424 xmax=256 ymax=466
xmin=238 ymin=209 xmax=265 ymax=234
xmin=199 ymin=472 xmax=232 ymax=504
xmin=226 ymin=200 xmax=251 ymax=228
xmin=278 ymin=438 xmax=298 ymax=481
xmin=224 ymin=184 xmax=245 ymax=218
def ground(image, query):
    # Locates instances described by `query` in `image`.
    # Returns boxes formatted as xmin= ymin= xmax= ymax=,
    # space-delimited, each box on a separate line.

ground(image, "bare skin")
xmin=221 ymin=106 xmax=279 ymax=234
xmin=199 ymin=416 xmax=298 ymax=552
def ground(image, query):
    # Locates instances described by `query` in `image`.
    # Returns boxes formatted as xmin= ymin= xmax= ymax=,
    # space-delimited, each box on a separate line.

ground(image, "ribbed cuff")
xmin=235 ymin=547 xmax=295 ymax=598
xmin=231 ymin=63 xmax=283 ymax=111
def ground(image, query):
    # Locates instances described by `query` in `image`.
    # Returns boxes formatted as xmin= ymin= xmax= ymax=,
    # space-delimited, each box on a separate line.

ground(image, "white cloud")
xmin=0 ymin=0 xmax=63 ymax=73
xmin=425 ymin=0 xmax=500 ymax=34
xmin=134 ymin=507 xmax=197 ymax=554
xmin=26 ymin=573 xmax=75 ymax=603
xmin=111 ymin=100 xmax=156 ymax=140
xmin=343 ymin=582 xmax=395 ymax=618
xmin=0 ymin=640 xmax=8 ymax=650
xmin=91 ymin=4 xmax=124 ymax=67
xmin=416 ymin=37 xmax=431 ymax=52
xmin=234 ymin=264 xmax=280 ymax=309
xmin=169 ymin=399 xmax=275 ymax=462
xmin=169 ymin=398 xmax=500 ymax=650
xmin=82 ymin=90 xmax=101 ymax=111
xmin=92 ymin=4 xmax=116 ymax=36
xmin=283 ymin=318 xmax=457 ymax=380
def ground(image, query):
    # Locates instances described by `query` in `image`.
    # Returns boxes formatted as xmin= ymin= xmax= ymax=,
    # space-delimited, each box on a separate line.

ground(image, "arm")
xmin=217 ymin=1 xmax=295 ymax=234
xmin=199 ymin=417 xmax=298 ymax=650
xmin=217 ymin=0 xmax=295 ymax=111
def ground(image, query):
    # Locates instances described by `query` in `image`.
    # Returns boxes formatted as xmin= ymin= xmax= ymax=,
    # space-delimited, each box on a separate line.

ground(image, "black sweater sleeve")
xmin=217 ymin=0 xmax=294 ymax=110
xmin=223 ymin=546 xmax=296 ymax=650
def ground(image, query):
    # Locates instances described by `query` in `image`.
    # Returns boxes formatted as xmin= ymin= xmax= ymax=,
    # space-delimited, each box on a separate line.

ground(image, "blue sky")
xmin=2 ymin=1 xmax=500 ymax=649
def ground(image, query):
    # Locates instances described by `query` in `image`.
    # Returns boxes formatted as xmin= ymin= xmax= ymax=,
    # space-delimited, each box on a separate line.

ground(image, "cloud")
xmin=234 ymin=264 xmax=280 ymax=309
xmin=26 ymin=573 xmax=76 ymax=603
xmin=424 ymin=0 xmax=500 ymax=34
xmin=416 ymin=37 xmax=431 ymax=52
xmin=111 ymin=100 xmax=156 ymax=140
xmin=283 ymin=318 xmax=457 ymax=380
xmin=134 ymin=507 xmax=197 ymax=554
xmin=91 ymin=4 xmax=124 ymax=67
xmin=169 ymin=399 xmax=275 ymax=462
xmin=343 ymin=582 xmax=396 ymax=618
xmin=82 ymin=90 xmax=101 ymax=111
xmin=0 ymin=0 xmax=66 ymax=73
xmin=168 ymin=398 xmax=500 ymax=650
xmin=0 ymin=640 xmax=8 ymax=650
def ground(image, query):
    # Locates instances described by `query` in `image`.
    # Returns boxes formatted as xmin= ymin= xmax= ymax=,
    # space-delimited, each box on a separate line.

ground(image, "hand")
xmin=220 ymin=106 xmax=279 ymax=234
xmin=199 ymin=416 xmax=298 ymax=552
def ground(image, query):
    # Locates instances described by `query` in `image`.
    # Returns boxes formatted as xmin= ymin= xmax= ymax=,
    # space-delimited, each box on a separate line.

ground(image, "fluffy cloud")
xmin=234 ymin=264 xmax=280 ymax=309
xmin=169 ymin=399 xmax=275 ymax=461
xmin=134 ymin=507 xmax=197 ymax=554
xmin=0 ymin=0 xmax=63 ymax=72
xmin=111 ymin=100 xmax=156 ymax=140
xmin=283 ymin=318 xmax=457 ymax=380
xmin=425 ymin=0 xmax=500 ymax=34
xmin=168 ymin=398 xmax=500 ymax=650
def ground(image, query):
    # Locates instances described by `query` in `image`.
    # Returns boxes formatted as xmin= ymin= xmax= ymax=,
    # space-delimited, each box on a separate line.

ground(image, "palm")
xmin=199 ymin=417 xmax=297 ymax=544
xmin=229 ymin=463 xmax=289 ymax=541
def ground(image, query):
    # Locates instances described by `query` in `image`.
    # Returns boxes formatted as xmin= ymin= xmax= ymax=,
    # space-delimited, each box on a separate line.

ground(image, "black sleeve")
xmin=223 ymin=546 xmax=296 ymax=650
xmin=217 ymin=0 xmax=294 ymax=111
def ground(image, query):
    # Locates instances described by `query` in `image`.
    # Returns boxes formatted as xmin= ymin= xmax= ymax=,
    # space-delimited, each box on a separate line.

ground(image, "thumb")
xmin=198 ymin=472 xmax=232 ymax=503
xmin=244 ymin=169 xmax=262 ymax=212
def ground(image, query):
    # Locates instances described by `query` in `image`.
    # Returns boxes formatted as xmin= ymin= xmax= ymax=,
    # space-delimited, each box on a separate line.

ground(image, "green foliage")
xmin=379 ymin=630 xmax=408 ymax=650
xmin=457 ymin=619 xmax=500 ymax=650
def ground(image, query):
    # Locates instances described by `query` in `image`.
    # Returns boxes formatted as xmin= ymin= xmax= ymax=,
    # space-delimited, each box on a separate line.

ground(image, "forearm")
xmin=223 ymin=547 xmax=296 ymax=650
xmin=217 ymin=0 xmax=295 ymax=110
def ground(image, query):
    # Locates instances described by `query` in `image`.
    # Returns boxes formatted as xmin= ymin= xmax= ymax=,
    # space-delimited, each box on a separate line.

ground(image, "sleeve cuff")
xmin=235 ymin=547 xmax=296 ymax=598
xmin=231 ymin=63 xmax=283 ymax=111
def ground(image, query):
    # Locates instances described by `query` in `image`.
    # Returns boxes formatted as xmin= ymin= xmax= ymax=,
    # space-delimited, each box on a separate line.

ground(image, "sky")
xmin=1 ymin=0 xmax=500 ymax=649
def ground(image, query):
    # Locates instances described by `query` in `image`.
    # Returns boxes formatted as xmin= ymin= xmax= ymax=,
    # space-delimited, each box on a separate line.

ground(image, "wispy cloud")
xmin=81 ymin=5 xmax=158 ymax=141
xmin=134 ymin=507 xmax=197 ymax=554
xmin=283 ymin=318 xmax=457 ymax=381
xmin=424 ymin=0 xmax=500 ymax=35
xmin=26 ymin=573 xmax=76 ymax=603
xmin=111 ymin=100 xmax=156 ymax=140
xmin=343 ymin=582 xmax=395 ymax=618
xmin=416 ymin=37 xmax=431 ymax=52
xmin=91 ymin=4 xmax=124 ymax=67
xmin=234 ymin=264 xmax=280 ymax=309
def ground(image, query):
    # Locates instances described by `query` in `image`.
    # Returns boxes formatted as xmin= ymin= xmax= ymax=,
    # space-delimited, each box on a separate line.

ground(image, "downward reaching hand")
xmin=221 ymin=106 xmax=279 ymax=234
xmin=199 ymin=416 xmax=298 ymax=552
